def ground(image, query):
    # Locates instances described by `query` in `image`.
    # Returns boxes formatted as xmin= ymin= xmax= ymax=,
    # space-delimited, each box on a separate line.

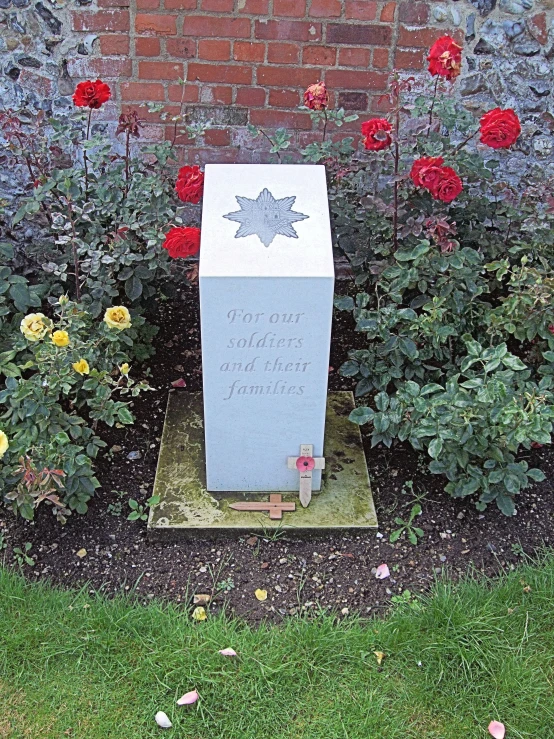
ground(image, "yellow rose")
xmin=192 ymin=606 xmax=207 ymax=622
xmin=119 ymin=363 xmax=130 ymax=375
xmin=52 ymin=330 xmax=70 ymax=347
xmin=72 ymin=358 xmax=90 ymax=375
xmin=20 ymin=313 xmax=49 ymax=342
xmin=0 ymin=430 xmax=8 ymax=459
xmin=104 ymin=306 xmax=131 ymax=330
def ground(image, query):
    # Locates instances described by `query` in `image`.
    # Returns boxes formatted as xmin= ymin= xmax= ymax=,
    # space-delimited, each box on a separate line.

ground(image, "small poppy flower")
xmin=296 ymin=456 xmax=315 ymax=472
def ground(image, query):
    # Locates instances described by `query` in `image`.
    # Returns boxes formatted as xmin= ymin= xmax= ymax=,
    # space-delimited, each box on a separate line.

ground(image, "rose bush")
xmin=0 ymin=79 xmax=205 ymax=522
xmin=327 ymin=40 xmax=554 ymax=515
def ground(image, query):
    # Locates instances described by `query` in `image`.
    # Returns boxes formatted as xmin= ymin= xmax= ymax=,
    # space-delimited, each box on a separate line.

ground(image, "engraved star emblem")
xmin=223 ymin=188 xmax=309 ymax=248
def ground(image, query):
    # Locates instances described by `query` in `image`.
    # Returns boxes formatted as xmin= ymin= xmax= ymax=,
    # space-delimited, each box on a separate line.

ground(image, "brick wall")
xmin=65 ymin=0 xmax=459 ymax=163
xmin=1 ymin=1 xmax=554 ymax=171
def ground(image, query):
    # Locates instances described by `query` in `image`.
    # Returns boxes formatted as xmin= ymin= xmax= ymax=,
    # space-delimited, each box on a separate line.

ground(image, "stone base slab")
xmin=147 ymin=391 xmax=377 ymax=539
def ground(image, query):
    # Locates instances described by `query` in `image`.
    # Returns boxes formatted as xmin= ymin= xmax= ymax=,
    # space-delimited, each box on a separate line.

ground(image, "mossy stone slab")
xmin=147 ymin=391 xmax=376 ymax=539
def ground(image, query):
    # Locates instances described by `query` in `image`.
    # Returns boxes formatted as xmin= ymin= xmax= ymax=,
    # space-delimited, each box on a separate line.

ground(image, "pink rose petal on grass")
xmin=177 ymin=690 xmax=199 ymax=706
xmin=488 ymin=721 xmax=505 ymax=739
xmin=375 ymin=563 xmax=390 ymax=580
xmin=219 ymin=648 xmax=237 ymax=657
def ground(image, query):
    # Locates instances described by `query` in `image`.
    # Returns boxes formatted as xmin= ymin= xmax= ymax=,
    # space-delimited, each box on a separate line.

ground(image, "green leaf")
xmin=374 ymin=392 xmax=389 ymax=412
xmin=9 ymin=282 xmax=32 ymax=313
xmin=334 ymin=295 xmax=354 ymax=311
xmin=125 ymin=275 xmax=143 ymax=301
xmin=399 ymin=338 xmax=418 ymax=361
xmin=428 ymin=438 xmax=443 ymax=459
xmin=502 ymin=355 xmax=527 ymax=371
xmin=340 ymin=360 xmax=359 ymax=377
xmin=389 ymin=528 xmax=402 ymax=543
xmin=349 ymin=407 xmax=374 ymax=425
xmin=496 ymin=494 xmax=516 ymax=517
xmin=527 ymin=468 xmax=546 ymax=482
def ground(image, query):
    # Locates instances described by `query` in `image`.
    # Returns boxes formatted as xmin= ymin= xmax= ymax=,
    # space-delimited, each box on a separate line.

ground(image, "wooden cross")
xmin=287 ymin=444 xmax=325 ymax=509
xmin=229 ymin=494 xmax=295 ymax=520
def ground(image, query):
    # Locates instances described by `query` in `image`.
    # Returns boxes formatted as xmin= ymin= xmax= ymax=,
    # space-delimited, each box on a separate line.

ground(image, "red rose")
xmin=361 ymin=118 xmax=392 ymax=152
xmin=175 ymin=165 xmax=204 ymax=204
xmin=410 ymin=156 xmax=445 ymax=191
xmin=304 ymin=81 xmax=330 ymax=111
xmin=479 ymin=108 xmax=521 ymax=150
xmin=73 ymin=79 xmax=111 ymax=109
xmin=427 ymin=36 xmax=463 ymax=81
xmin=548 ymin=324 xmax=554 ymax=335
xmin=162 ymin=227 xmax=201 ymax=259
xmin=431 ymin=166 xmax=463 ymax=204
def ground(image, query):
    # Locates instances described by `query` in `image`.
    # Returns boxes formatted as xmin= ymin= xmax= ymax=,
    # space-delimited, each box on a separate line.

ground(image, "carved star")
xmin=223 ymin=188 xmax=309 ymax=248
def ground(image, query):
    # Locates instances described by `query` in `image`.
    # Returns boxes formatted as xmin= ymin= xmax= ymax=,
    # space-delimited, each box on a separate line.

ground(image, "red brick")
xmin=68 ymin=58 xmax=132 ymax=78
xmin=269 ymin=89 xmax=300 ymax=107
xmin=168 ymin=84 xmax=200 ymax=102
xmin=372 ymin=48 xmax=389 ymax=68
xmin=236 ymin=86 xmax=266 ymax=106
xmin=255 ymin=20 xmax=321 ymax=41
xmin=99 ymin=34 xmax=129 ymax=55
xmin=267 ymin=42 xmax=300 ymax=64
xmin=139 ymin=61 xmax=184 ymax=80
xmin=345 ymin=1 xmax=377 ymax=20
xmin=72 ymin=10 xmax=129 ymax=32
xmin=302 ymin=45 xmax=336 ymax=66
xmin=274 ymin=0 xmax=305 ymax=17
xmin=166 ymin=38 xmax=197 ymax=58
xmin=371 ymin=95 xmax=394 ymax=113
xmin=325 ymin=69 xmax=388 ymax=89
xmin=135 ymin=14 xmax=176 ymax=35
xmin=166 ymin=128 xmax=196 ymax=146
xmin=182 ymin=16 xmax=251 ymax=37
xmin=339 ymin=47 xmax=370 ymax=67
xmin=185 ymin=146 xmax=244 ymax=164
xmin=310 ymin=0 xmax=341 ymax=17
xmin=188 ymin=63 xmax=252 ymax=84
xmin=527 ymin=12 xmax=548 ymax=44
xmin=238 ymin=0 xmax=269 ymax=12
xmin=18 ymin=70 xmax=53 ymax=97
xmin=395 ymin=48 xmax=426 ymax=69
xmin=205 ymin=129 xmax=231 ymax=146
xmin=135 ymin=37 xmax=161 ymax=56
xmin=121 ymin=82 xmax=165 ymax=101
xmin=201 ymin=0 xmax=234 ymax=9
xmin=381 ymin=2 xmax=396 ymax=22
xmin=234 ymin=41 xmax=265 ymax=62
xmin=250 ymin=109 xmax=312 ymax=130
xmin=398 ymin=26 xmax=461 ymax=48
xmin=327 ymin=24 xmax=392 ymax=45
xmin=201 ymin=85 xmax=233 ymax=104
xmin=136 ymin=0 xmax=159 ymax=8
xmin=164 ymin=0 xmax=197 ymax=7
xmin=257 ymin=66 xmax=322 ymax=87
xmin=398 ymin=1 xmax=429 ymax=25
xmin=198 ymin=40 xmax=231 ymax=60
xmin=122 ymin=104 xmax=180 ymax=123
xmin=338 ymin=91 xmax=368 ymax=110
xmin=98 ymin=0 xmax=130 ymax=6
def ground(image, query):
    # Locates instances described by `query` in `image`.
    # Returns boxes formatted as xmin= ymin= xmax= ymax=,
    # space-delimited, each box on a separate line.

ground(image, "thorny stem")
xmin=393 ymin=104 xmax=401 ymax=252
xmin=427 ymin=77 xmax=439 ymax=136
xmin=172 ymin=82 xmax=187 ymax=149
xmin=322 ymin=109 xmax=328 ymax=143
xmin=451 ymin=129 xmax=478 ymax=155
xmin=259 ymin=127 xmax=281 ymax=163
xmin=84 ymin=108 xmax=92 ymax=198
xmin=66 ymin=200 xmax=81 ymax=302
xmin=124 ymin=127 xmax=130 ymax=196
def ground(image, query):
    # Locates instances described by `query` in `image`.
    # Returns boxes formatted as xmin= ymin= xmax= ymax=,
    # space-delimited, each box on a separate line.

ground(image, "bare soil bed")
xmin=2 ymin=283 xmax=553 ymax=623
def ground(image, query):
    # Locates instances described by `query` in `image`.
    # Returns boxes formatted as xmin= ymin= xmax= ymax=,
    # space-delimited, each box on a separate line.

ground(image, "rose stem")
xmin=427 ymin=77 xmax=439 ymax=137
xmin=84 ymin=108 xmax=92 ymax=198
xmin=322 ymin=109 xmax=328 ymax=143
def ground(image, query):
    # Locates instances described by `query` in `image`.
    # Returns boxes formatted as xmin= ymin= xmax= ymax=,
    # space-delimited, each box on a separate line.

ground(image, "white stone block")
xmin=199 ymin=164 xmax=334 ymax=491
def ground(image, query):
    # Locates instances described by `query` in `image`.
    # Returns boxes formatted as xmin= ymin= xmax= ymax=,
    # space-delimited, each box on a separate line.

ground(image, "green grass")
xmin=1 ymin=559 xmax=554 ymax=738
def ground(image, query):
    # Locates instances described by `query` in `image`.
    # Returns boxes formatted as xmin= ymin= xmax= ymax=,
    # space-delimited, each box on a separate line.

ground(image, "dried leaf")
xmin=76 ymin=548 xmax=87 ymax=558
xmin=193 ymin=594 xmax=211 ymax=606
xmin=218 ymin=648 xmax=237 ymax=657
xmin=155 ymin=711 xmax=172 ymax=728
xmin=177 ymin=690 xmax=199 ymax=706
xmin=192 ymin=606 xmax=207 ymax=621
xmin=488 ymin=721 xmax=505 ymax=739
xmin=374 ymin=651 xmax=385 ymax=665
xmin=255 ymin=588 xmax=268 ymax=601
xmin=375 ymin=563 xmax=390 ymax=580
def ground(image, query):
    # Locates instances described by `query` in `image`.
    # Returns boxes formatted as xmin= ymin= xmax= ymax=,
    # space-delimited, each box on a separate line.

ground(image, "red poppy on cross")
xmin=287 ymin=444 xmax=325 ymax=508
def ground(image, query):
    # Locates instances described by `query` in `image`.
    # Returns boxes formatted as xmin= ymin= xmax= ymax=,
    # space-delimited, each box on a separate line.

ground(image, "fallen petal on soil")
xmin=375 ymin=563 xmax=390 ymax=579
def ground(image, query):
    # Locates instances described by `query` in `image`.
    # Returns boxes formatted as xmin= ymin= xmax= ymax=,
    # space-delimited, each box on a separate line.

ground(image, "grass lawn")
xmin=1 ymin=559 xmax=553 ymax=738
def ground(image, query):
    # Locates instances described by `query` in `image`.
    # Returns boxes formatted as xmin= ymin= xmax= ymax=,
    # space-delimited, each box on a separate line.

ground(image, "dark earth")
xmin=2 ymin=278 xmax=553 ymax=623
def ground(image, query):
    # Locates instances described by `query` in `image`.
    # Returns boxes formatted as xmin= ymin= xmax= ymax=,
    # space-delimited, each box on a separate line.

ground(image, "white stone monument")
xmin=199 ymin=164 xmax=334 ymax=492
